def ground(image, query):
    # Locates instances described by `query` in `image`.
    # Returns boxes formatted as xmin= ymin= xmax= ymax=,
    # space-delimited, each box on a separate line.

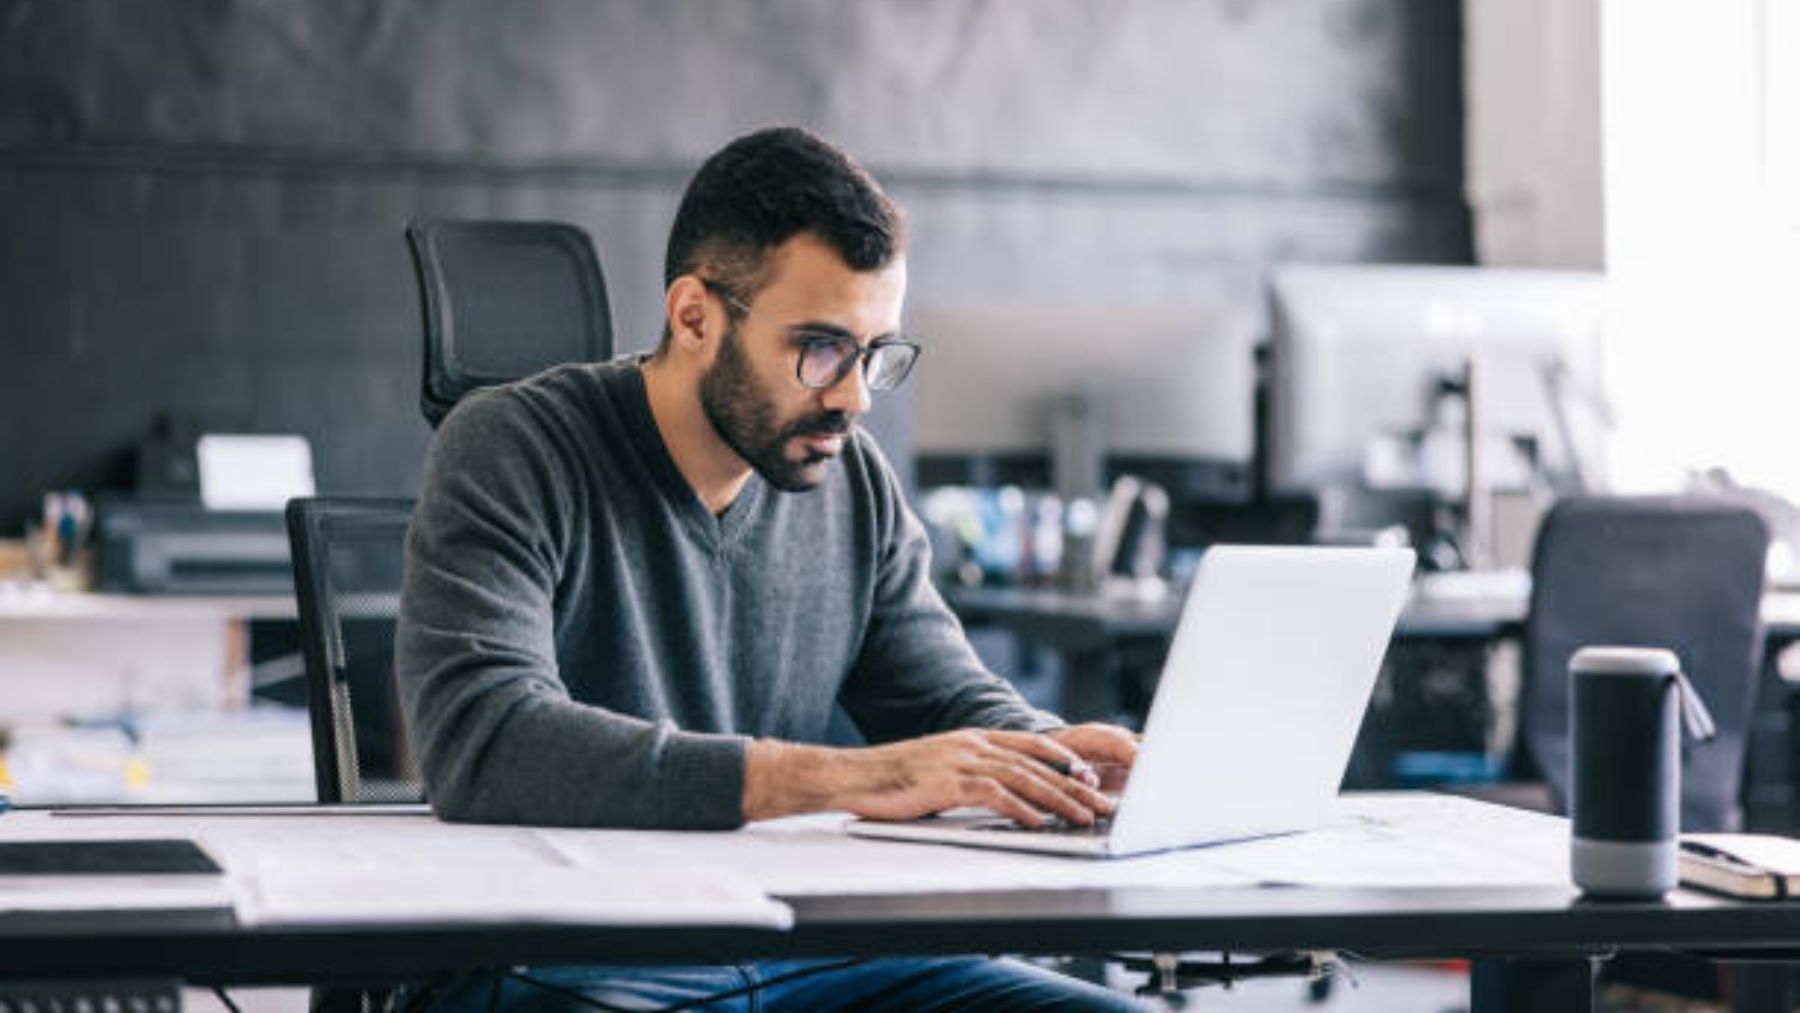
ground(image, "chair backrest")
xmin=406 ymin=219 xmax=613 ymax=427
xmin=285 ymin=497 xmax=422 ymax=804
xmin=1523 ymin=495 xmax=1769 ymax=831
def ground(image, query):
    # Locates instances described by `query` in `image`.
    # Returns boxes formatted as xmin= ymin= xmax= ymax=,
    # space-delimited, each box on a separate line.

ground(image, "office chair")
xmin=1521 ymin=495 xmax=1769 ymax=832
xmin=285 ymin=497 xmax=423 ymax=804
xmin=406 ymin=219 xmax=614 ymax=428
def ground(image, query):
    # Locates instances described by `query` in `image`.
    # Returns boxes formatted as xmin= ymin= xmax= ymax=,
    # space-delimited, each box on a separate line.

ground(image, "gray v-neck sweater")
xmin=395 ymin=357 xmax=1057 ymax=829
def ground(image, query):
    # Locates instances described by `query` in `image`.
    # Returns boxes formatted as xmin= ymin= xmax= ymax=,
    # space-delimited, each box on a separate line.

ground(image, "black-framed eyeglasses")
xmin=705 ymin=281 xmax=922 ymax=393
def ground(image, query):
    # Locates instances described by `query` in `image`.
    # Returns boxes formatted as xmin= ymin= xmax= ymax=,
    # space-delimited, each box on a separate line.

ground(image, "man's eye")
xmin=800 ymin=337 xmax=850 ymax=359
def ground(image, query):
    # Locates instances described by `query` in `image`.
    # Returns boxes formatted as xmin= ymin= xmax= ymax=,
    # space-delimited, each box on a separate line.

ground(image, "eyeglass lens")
xmin=798 ymin=339 xmax=918 ymax=391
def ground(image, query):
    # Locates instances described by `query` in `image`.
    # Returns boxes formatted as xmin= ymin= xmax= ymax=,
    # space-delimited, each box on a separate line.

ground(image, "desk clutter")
xmin=921 ymin=478 xmax=1179 ymax=602
xmin=7 ymin=433 xmax=316 ymax=597
xmin=0 ymin=710 xmax=315 ymax=807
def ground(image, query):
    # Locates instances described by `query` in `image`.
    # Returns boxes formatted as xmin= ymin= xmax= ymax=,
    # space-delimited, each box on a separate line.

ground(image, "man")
xmin=397 ymin=126 xmax=1142 ymax=1010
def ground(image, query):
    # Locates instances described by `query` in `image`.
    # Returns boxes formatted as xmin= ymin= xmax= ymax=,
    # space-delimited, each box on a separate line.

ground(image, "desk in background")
xmin=950 ymin=576 xmax=1800 ymax=667
xmin=0 ymin=591 xmax=308 ymax=803
xmin=0 ymin=590 xmax=297 ymax=717
xmin=947 ymin=578 xmax=1800 ymax=827
xmin=946 ymin=574 xmax=1545 ymax=718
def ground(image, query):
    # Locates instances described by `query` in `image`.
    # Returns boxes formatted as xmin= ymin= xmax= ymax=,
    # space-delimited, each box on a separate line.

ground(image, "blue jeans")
xmin=416 ymin=957 xmax=1146 ymax=1011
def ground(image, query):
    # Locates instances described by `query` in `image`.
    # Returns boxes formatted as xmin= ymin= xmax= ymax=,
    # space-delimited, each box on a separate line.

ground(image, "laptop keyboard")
xmin=975 ymin=817 xmax=1113 ymax=838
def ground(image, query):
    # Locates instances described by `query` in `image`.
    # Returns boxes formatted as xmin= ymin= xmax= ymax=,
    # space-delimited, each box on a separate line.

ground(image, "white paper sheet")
xmin=235 ymin=857 xmax=789 ymax=928
xmin=1203 ymin=793 xmax=1571 ymax=888
xmin=206 ymin=820 xmax=790 ymax=928
xmin=197 ymin=433 xmax=315 ymax=511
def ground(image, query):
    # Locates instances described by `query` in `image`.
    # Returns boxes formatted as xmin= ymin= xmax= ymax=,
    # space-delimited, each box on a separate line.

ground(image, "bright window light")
xmin=1602 ymin=0 xmax=1800 ymax=499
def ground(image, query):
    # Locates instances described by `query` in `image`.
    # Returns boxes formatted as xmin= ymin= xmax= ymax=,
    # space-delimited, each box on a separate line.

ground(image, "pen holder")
xmin=1569 ymin=646 xmax=1716 ymax=898
xmin=25 ymin=516 xmax=93 ymax=591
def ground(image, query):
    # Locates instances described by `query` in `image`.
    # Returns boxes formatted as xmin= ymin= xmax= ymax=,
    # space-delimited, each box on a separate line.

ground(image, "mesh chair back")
xmin=1523 ymin=495 xmax=1769 ymax=830
xmin=407 ymin=219 xmax=613 ymax=427
xmin=286 ymin=497 xmax=422 ymax=804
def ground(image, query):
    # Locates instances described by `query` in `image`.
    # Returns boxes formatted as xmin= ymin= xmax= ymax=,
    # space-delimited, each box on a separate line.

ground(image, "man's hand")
xmin=1042 ymin=722 xmax=1140 ymax=768
xmin=742 ymin=728 xmax=1122 ymax=828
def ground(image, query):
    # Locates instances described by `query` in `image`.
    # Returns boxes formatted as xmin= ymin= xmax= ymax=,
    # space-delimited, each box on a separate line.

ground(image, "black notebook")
xmin=0 ymin=839 xmax=223 ymax=876
xmin=1679 ymin=834 xmax=1800 ymax=899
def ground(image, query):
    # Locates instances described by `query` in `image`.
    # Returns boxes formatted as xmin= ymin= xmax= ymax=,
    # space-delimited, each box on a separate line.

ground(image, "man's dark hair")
xmin=659 ymin=126 xmax=904 ymax=349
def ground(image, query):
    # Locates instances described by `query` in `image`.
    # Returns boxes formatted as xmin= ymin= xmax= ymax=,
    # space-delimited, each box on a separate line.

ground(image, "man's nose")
xmin=820 ymin=361 xmax=872 ymax=417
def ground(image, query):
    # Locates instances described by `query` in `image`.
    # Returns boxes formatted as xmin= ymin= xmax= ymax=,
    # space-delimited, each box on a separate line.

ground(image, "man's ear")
xmin=665 ymin=275 xmax=712 ymax=352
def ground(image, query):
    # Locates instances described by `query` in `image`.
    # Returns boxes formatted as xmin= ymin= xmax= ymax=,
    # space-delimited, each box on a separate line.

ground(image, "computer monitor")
xmin=1266 ymin=265 xmax=1608 ymax=559
xmin=910 ymin=303 xmax=1259 ymax=502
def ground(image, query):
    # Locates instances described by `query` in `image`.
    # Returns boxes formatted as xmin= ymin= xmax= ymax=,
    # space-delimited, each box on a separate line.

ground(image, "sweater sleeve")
xmin=836 ymin=436 xmax=1064 ymax=743
xmin=394 ymin=390 xmax=747 ymax=829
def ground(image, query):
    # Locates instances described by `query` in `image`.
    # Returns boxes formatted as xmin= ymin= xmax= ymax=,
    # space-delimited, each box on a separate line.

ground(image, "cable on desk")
xmin=210 ymin=985 xmax=244 ymax=1013
xmin=504 ymin=959 xmax=866 ymax=1013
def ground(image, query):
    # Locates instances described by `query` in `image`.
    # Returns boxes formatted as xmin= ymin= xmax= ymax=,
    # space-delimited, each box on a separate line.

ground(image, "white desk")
xmin=2 ymin=793 xmax=1795 ymax=1013
xmin=0 ymin=792 xmax=1570 ymax=918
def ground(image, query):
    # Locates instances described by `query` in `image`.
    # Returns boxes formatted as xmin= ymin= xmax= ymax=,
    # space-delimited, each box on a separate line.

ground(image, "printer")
xmin=94 ymin=497 xmax=292 ymax=595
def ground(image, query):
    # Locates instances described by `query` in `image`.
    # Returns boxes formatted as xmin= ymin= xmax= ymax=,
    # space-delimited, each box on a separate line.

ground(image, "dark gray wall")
xmin=0 ymin=0 xmax=1469 ymax=533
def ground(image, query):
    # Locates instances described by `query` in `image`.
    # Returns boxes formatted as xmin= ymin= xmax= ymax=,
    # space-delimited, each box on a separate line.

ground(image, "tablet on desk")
xmin=0 ymin=839 xmax=223 ymax=876
xmin=0 ymin=838 xmax=233 ymax=914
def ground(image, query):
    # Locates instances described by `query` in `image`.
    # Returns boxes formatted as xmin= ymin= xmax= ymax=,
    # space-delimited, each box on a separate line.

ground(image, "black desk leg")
xmin=1471 ymin=957 xmax=1597 ymax=1013
xmin=1787 ymin=668 xmax=1800 ymax=830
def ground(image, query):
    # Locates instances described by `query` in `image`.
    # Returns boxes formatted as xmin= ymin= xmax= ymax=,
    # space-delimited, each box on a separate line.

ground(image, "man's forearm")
xmin=742 ymin=739 xmax=853 ymax=821
xmin=742 ymin=739 xmax=936 ymax=821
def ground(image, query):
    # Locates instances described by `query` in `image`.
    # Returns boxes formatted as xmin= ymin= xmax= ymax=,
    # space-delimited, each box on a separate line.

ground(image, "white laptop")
xmin=848 ymin=545 xmax=1416 ymax=857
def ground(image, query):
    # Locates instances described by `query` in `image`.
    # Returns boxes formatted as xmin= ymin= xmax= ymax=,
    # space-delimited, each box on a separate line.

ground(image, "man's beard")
xmin=699 ymin=323 xmax=853 ymax=492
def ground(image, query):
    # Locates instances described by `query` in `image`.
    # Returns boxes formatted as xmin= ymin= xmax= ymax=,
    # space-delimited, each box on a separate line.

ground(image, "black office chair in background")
xmin=285 ymin=219 xmax=616 ymax=803
xmin=1516 ymin=498 xmax=1784 ymax=1013
xmin=285 ymin=497 xmax=423 ymax=805
xmin=1521 ymin=495 xmax=1770 ymax=832
xmin=406 ymin=219 xmax=614 ymax=428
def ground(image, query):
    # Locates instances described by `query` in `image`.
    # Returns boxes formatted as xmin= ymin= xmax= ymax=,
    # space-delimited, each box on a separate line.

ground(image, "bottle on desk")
xmin=1569 ymin=646 xmax=1716 ymax=898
